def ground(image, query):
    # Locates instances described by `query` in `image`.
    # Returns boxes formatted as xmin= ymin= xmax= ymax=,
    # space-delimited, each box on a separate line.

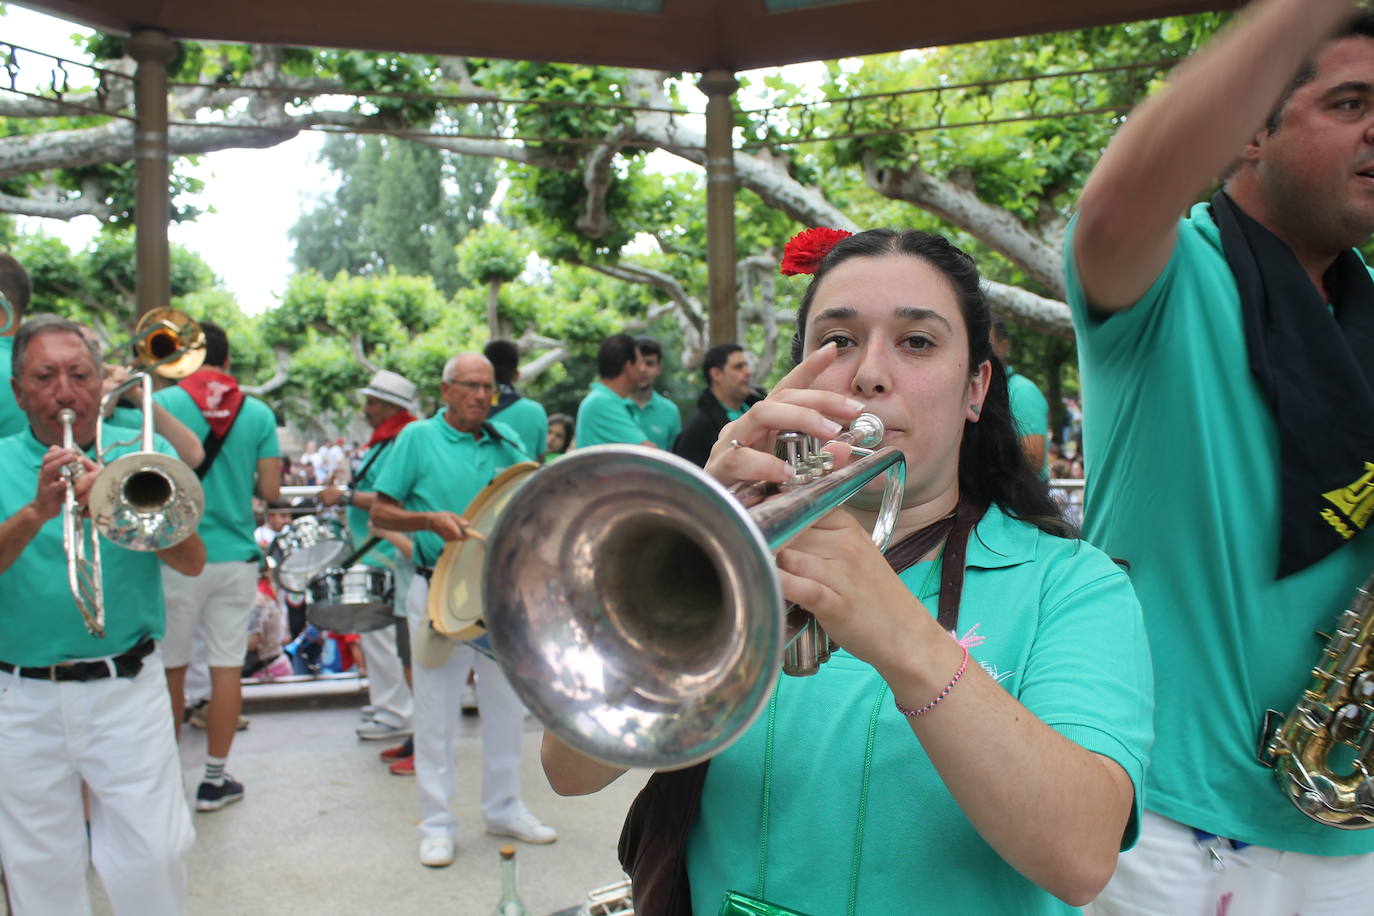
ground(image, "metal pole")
xmin=127 ymin=30 xmax=175 ymax=320
xmin=699 ymin=68 xmax=738 ymax=347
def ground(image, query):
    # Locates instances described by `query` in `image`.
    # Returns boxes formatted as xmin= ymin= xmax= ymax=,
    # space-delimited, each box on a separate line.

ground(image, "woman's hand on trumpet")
xmin=777 ymin=507 xmax=934 ymax=677
xmin=704 ymin=342 xmax=867 ymax=488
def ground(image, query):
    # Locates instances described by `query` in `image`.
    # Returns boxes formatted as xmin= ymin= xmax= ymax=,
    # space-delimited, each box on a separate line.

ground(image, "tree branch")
xmin=983 ymin=280 xmax=1072 ymax=339
xmin=576 ymin=124 xmax=634 ymax=239
xmin=242 ymin=346 xmax=292 ymax=397
xmin=863 ymin=152 xmax=1065 ymax=298
xmin=349 ymin=333 xmax=381 ymax=375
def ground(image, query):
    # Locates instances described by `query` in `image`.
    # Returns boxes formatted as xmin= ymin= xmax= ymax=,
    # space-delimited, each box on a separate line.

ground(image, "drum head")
xmin=270 ymin=516 xmax=350 ymax=592
xmin=428 ymin=462 xmax=539 ymax=640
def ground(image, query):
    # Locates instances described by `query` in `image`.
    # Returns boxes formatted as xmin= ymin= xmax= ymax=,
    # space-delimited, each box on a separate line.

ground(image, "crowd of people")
xmin=2 ymin=1 xmax=1374 ymax=912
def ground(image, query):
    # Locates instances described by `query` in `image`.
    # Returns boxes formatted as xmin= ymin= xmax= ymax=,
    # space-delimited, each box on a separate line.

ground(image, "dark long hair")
xmin=790 ymin=229 xmax=1073 ymax=538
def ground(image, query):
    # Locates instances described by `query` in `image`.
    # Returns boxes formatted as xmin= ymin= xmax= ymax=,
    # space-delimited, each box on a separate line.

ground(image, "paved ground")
xmin=4 ymin=677 xmax=647 ymax=916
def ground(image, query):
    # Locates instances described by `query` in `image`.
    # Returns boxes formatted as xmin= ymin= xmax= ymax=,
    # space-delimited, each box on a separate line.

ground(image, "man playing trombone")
xmin=0 ymin=315 xmax=205 ymax=915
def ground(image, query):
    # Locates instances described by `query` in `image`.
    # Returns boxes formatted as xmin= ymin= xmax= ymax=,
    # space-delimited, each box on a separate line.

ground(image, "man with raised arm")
xmin=1066 ymin=2 xmax=1374 ymax=911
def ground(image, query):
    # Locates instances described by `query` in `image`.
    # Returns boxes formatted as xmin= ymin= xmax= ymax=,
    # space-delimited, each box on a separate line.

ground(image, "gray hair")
xmin=12 ymin=314 xmax=101 ymax=378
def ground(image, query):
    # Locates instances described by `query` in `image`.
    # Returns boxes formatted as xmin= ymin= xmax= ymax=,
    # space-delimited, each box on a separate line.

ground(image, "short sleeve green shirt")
xmin=0 ymin=426 xmax=177 ymax=666
xmin=348 ymin=438 xmax=400 ymax=568
xmin=155 ymin=385 xmax=281 ymax=563
xmin=0 ymin=337 xmax=24 ymax=439
xmin=1064 ymin=204 xmax=1374 ymax=855
xmin=575 ymin=381 xmax=648 ymax=448
xmin=631 ymin=390 xmax=682 ymax=450
xmin=491 ymin=396 xmax=548 ymax=461
xmin=372 ymin=411 xmax=529 ymax=568
xmin=1007 ymin=369 xmax=1050 ymax=480
xmin=686 ymin=506 xmax=1152 ymax=915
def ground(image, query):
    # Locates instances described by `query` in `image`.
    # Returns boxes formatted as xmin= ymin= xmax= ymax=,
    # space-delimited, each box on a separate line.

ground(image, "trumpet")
xmin=59 ymin=308 xmax=207 ymax=636
xmin=482 ymin=414 xmax=905 ymax=769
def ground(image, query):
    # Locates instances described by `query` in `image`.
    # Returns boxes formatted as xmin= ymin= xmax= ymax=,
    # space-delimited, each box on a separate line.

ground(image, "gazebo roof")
xmin=16 ymin=0 xmax=1232 ymax=71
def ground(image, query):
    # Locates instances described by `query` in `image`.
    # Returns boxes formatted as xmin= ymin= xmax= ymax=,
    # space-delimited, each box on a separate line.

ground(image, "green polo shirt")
xmin=348 ymin=438 xmax=401 ymax=569
xmin=491 ymin=395 xmax=548 ymax=461
xmin=0 ymin=337 xmax=24 ymax=439
xmin=575 ymin=381 xmax=648 ymax=448
xmin=1007 ymin=368 xmax=1050 ymax=480
xmin=631 ymin=390 xmax=681 ymax=450
xmin=371 ymin=410 xmax=529 ymax=568
xmin=1065 ymin=204 xmax=1374 ymax=855
xmin=0 ymin=425 xmax=177 ymax=666
xmin=687 ymin=505 xmax=1152 ymax=915
xmin=155 ymin=385 xmax=280 ymax=563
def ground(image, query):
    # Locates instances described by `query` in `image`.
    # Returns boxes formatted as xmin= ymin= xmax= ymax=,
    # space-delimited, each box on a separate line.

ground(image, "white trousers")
xmin=407 ymin=577 xmax=525 ymax=839
xmin=1088 ymin=810 xmax=1374 ymax=916
xmin=0 ymin=646 xmax=194 ymax=916
xmin=361 ymin=622 xmax=412 ymax=729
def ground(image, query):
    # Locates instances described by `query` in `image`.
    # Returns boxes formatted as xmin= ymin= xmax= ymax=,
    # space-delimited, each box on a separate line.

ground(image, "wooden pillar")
xmin=699 ymin=68 xmax=739 ymax=347
xmin=127 ymin=30 xmax=175 ymax=319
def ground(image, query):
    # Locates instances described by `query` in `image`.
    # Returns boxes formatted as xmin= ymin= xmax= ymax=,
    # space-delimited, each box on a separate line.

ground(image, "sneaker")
xmin=485 ymin=810 xmax=557 ymax=845
xmin=357 ymin=720 xmax=413 ymax=741
xmin=195 ymin=776 xmax=245 ymax=812
xmin=388 ymin=755 xmax=415 ymax=776
xmin=460 ymin=684 xmax=478 ymax=714
xmin=419 ymin=835 xmax=455 ymax=868
xmin=379 ymin=738 xmax=413 ymax=762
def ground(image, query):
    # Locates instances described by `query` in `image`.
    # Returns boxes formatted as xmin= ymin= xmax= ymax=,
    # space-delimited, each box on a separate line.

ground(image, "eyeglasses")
xmin=445 ymin=379 xmax=496 ymax=393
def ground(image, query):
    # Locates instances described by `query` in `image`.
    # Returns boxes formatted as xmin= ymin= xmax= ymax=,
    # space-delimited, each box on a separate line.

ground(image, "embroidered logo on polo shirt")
xmin=1321 ymin=461 xmax=1374 ymax=538
xmin=952 ymin=622 xmax=1016 ymax=685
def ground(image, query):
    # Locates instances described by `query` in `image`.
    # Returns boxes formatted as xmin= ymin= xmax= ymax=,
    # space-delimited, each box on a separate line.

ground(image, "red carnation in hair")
xmin=780 ymin=227 xmax=853 ymax=276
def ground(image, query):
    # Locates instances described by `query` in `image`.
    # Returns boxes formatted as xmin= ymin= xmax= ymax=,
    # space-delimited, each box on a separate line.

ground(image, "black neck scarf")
xmin=1211 ymin=191 xmax=1374 ymax=578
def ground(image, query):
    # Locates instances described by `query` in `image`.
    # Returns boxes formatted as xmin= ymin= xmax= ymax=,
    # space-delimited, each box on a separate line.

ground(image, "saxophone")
xmin=1259 ymin=572 xmax=1374 ymax=829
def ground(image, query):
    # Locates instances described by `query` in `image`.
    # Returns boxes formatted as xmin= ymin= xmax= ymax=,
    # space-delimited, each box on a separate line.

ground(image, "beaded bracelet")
xmin=894 ymin=645 xmax=970 ymax=718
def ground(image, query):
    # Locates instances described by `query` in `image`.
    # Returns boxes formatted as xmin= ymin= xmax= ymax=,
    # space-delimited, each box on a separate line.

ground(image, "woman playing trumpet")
xmin=542 ymin=228 xmax=1152 ymax=914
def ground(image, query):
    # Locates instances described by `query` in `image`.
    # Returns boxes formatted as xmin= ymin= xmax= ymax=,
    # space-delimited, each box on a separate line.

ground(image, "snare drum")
xmin=268 ymin=516 xmax=350 ymax=592
xmin=305 ymin=565 xmax=395 ymax=633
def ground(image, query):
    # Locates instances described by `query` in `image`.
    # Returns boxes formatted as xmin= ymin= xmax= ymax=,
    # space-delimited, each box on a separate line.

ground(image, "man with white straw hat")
xmin=321 ymin=369 xmax=420 ymax=763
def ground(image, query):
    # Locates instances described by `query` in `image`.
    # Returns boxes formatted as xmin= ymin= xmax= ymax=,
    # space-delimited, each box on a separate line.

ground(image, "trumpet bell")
xmin=483 ymin=446 xmax=784 ymax=769
xmin=132 ymin=307 xmax=206 ymax=379
xmin=89 ymin=452 xmax=205 ymax=551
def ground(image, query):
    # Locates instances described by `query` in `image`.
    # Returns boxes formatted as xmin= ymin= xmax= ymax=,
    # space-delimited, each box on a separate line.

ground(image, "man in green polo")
xmin=155 ymin=320 xmax=281 ymax=813
xmin=371 ymin=351 xmax=555 ymax=868
xmin=574 ymin=332 xmax=654 ymax=449
xmin=629 ymin=335 xmax=681 ymax=450
xmin=0 ymin=315 xmax=204 ymax=914
xmin=484 ymin=338 xmax=548 ymax=461
xmin=991 ymin=320 xmax=1049 ymax=481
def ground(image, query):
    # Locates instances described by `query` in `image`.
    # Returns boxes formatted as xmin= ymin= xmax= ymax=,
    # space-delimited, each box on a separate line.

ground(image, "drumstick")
xmin=462 ymin=528 xmax=486 ymax=542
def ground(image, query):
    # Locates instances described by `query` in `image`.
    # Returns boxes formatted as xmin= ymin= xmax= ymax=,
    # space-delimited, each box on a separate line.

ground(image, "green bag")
xmin=718 ymin=890 xmax=817 ymax=916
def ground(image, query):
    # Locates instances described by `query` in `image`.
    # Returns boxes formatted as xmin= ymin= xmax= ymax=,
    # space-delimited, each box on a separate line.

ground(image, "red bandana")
xmin=179 ymin=369 xmax=244 ymax=438
xmin=367 ymin=409 xmax=416 ymax=447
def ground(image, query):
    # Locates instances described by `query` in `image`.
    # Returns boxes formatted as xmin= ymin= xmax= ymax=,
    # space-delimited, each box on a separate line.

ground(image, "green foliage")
xmin=290 ymin=133 xmax=496 ymax=295
xmin=12 ymin=229 xmax=223 ymax=335
xmin=455 ymin=224 xmax=527 ymax=284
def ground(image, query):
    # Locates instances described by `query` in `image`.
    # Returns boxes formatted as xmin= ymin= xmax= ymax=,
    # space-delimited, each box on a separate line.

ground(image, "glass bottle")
xmin=490 ymin=844 xmax=531 ymax=916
